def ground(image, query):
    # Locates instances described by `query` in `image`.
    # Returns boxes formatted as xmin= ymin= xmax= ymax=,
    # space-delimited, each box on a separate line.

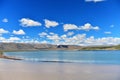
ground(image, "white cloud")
xmin=67 ymin=32 xmax=74 ymax=36
xmin=0 ymin=37 xmax=21 ymax=43
xmin=0 ymin=30 xmax=119 ymax=46
xmin=0 ymin=28 xmax=9 ymax=34
xmin=85 ymin=0 xmax=105 ymax=3
xmin=63 ymin=23 xmax=100 ymax=31
xmin=94 ymin=37 xmax=120 ymax=46
xmin=0 ymin=36 xmax=40 ymax=43
xmin=0 ymin=37 xmax=6 ymax=41
xmin=81 ymin=37 xmax=120 ymax=46
xmin=41 ymin=40 xmax=48 ymax=44
xmin=49 ymin=32 xmax=55 ymax=35
xmin=22 ymin=38 xmax=41 ymax=43
xmin=47 ymin=34 xmax=60 ymax=41
xmin=38 ymin=31 xmax=120 ymax=46
xmin=44 ymin=19 xmax=59 ymax=28
xmin=19 ymin=18 xmax=42 ymax=27
xmin=61 ymin=34 xmax=67 ymax=39
xmin=85 ymin=36 xmax=95 ymax=44
xmin=63 ymin=24 xmax=78 ymax=31
xmin=104 ymin=31 xmax=111 ymax=34
xmin=2 ymin=18 xmax=8 ymax=23
xmin=39 ymin=32 xmax=48 ymax=37
xmin=9 ymin=37 xmax=21 ymax=41
xmin=40 ymin=32 xmax=87 ymax=45
xmin=13 ymin=29 xmax=25 ymax=35
xmin=62 ymin=34 xmax=86 ymax=45
xmin=79 ymin=23 xmax=100 ymax=31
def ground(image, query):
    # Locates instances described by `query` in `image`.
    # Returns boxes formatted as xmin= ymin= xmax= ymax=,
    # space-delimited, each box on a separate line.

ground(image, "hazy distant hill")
xmin=80 ymin=45 xmax=120 ymax=50
xmin=0 ymin=43 xmax=34 ymax=51
xmin=0 ymin=43 xmax=120 ymax=51
xmin=0 ymin=43 xmax=82 ymax=51
xmin=0 ymin=43 xmax=51 ymax=51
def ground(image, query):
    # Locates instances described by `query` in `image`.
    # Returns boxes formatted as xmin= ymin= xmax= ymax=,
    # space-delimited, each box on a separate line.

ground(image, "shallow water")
xmin=4 ymin=50 xmax=120 ymax=64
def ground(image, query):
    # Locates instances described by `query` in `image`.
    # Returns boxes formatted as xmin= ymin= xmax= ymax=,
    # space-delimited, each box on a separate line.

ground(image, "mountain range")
xmin=0 ymin=43 xmax=120 ymax=51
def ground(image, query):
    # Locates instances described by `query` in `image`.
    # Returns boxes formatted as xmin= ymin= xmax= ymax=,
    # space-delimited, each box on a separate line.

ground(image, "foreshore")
xmin=0 ymin=60 xmax=120 ymax=80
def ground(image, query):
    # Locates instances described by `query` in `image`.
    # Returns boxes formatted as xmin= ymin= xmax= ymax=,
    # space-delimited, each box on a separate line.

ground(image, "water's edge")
xmin=4 ymin=50 xmax=120 ymax=64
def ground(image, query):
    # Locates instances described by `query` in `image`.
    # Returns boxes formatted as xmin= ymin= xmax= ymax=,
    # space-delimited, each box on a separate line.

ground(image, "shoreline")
xmin=1 ymin=49 xmax=120 ymax=61
xmin=0 ymin=51 xmax=22 ymax=60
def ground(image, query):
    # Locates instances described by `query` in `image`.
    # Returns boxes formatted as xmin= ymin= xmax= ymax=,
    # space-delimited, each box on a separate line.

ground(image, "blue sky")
xmin=0 ymin=0 xmax=120 ymax=46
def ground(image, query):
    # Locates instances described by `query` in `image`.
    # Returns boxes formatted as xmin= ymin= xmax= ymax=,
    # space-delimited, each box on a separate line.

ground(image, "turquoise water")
xmin=4 ymin=50 xmax=120 ymax=64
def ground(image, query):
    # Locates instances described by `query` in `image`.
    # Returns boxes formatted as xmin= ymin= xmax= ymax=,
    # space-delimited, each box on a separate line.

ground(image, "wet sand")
xmin=0 ymin=59 xmax=120 ymax=80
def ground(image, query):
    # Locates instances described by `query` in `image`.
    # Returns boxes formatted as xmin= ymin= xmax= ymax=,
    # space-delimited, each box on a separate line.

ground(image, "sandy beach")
xmin=0 ymin=59 xmax=120 ymax=80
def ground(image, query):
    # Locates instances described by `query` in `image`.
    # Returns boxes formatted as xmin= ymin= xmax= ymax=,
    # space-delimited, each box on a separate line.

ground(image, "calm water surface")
xmin=4 ymin=50 xmax=120 ymax=64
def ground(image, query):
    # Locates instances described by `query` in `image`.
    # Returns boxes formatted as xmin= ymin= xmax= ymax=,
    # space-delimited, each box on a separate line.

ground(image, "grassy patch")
xmin=0 ymin=51 xmax=3 ymax=55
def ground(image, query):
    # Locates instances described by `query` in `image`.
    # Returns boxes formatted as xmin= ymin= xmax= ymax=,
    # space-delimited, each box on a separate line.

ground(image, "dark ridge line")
xmin=38 ymin=60 xmax=72 ymax=63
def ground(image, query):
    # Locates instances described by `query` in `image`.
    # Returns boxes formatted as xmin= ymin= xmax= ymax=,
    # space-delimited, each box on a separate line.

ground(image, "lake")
xmin=1 ymin=50 xmax=120 ymax=80
xmin=4 ymin=50 xmax=120 ymax=64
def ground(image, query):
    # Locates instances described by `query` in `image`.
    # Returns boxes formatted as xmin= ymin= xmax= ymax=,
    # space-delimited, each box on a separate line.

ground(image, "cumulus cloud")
xmin=19 ymin=18 xmax=42 ymax=27
xmin=45 ymin=33 xmax=87 ymax=45
xmin=38 ymin=32 xmax=120 ymax=46
xmin=39 ymin=32 xmax=86 ymax=45
xmin=62 ymin=34 xmax=86 ymax=45
xmin=79 ymin=23 xmax=100 ymax=31
xmin=9 ymin=37 xmax=21 ymax=41
xmin=13 ymin=29 xmax=25 ymax=35
xmin=0 ymin=28 xmax=9 ymax=34
xmin=67 ymin=32 xmax=74 ymax=36
xmin=0 ymin=36 xmax=40 ymax=43
xmin=49 ymin=32 xmax=55 ymax=35
xmin=93 ymin=37 xmax=120 ymax=46
xmin=61 ymin=34 xmax=67 ymax=39
xmin=39 ymin=32 xmax=48 ymax=37
xmin=0 ymin=37 xmax=21 ymax=43
xmin=44 ymin=19 xmax=59 ymax=28
xmin=63 ymin=23 xmax=100 ymax=31
xmin=85 ymin=0 xmax=105 ymax=3
xmin=2 ymin=18 xmax=8 ymax=23
xmin=47 ymin=33 xmax=60 ymax=41
xmin=41 ymin=40 xmax=48 ymax=44
xmin=0 ymin=37 xmax=6 ymax=41
xmin=63 ymin=24 xmax=78 ymax=31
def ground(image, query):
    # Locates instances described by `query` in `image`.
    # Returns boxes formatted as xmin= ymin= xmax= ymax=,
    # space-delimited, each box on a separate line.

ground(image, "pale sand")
xmin=0 ymin=59 xmax=120 ymax=80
